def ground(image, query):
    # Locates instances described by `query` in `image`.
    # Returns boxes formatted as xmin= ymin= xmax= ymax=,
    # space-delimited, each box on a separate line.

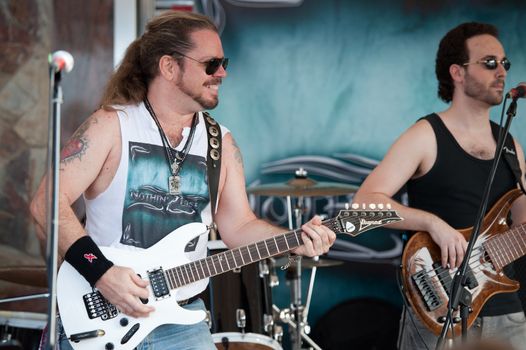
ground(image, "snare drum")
xmin=212 ymin=332 xmax=283 ymax=350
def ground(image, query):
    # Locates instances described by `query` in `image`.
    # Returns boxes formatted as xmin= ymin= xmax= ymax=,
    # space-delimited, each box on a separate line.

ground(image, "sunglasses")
xmin=462 ymin=58 xmax=511 ymax=71
xmin=171 ymin=50 xmax=229 ymax=75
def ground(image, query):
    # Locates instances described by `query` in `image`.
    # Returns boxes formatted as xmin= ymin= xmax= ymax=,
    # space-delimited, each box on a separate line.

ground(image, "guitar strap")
xmin=491 ymin=123 xmax=526 ymax=196
xmin=203 ymin=112 xmax=222 ymax=240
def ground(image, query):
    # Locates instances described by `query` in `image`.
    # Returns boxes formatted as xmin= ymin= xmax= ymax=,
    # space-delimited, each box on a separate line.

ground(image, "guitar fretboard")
xmin=164 ymin=217 xmax=342 ymax=290
xmin=484 ymin=223 xmax=526 ymax=270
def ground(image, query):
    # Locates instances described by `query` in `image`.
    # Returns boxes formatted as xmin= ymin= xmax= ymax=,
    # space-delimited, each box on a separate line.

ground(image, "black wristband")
xmin=64 ymin=236 xmax=114 ymax=287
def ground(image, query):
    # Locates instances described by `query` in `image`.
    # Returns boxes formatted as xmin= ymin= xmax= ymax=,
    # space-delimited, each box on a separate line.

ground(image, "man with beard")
xmin=30 ymin=11 xmax=336 ymax=349
xmin=354 ymin=22 xmax=526 ymax=349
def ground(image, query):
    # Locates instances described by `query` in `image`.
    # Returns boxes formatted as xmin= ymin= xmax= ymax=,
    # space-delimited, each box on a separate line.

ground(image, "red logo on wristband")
xmin=84 ymin=253 xmax=97 ymax=263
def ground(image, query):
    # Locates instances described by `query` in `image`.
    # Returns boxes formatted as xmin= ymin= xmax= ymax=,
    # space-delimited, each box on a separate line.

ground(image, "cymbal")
xmin=273 ymin=256 xmax=343 ymax=269
xmin=0 ymin=266 xmax=47 ymax=288
xmin=247 ymin=177 xmax=358 ymax=197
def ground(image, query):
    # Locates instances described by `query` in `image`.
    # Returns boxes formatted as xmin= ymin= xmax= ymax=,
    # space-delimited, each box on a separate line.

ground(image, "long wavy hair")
xmin=100 ymin=11 xmax=217 ymax=109
xmin=435 ymin=22 xmax=499 ymax=103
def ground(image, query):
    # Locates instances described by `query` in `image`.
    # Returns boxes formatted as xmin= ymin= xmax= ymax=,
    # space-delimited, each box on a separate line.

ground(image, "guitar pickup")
xmin=412 ymin=269 xmax=442 ymax=311
xmin=147 ymin=267 xmax=170 ymax=300
xmin=433 ymin=263 xmax=479 ymax=293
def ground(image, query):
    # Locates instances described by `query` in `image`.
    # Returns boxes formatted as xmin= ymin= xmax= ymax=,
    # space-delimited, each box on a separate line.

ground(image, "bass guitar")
xmin=402 ymin=188 xmax=525 ymax=336
xmin=58 ymin=207 xmax=402 ymax=350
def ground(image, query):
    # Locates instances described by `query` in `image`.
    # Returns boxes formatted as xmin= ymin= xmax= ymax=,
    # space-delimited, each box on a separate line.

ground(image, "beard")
xmin=464 ymin=72 xmax=504 ymax=106
xmin=176 ymin=71 xmax=220 ymax=110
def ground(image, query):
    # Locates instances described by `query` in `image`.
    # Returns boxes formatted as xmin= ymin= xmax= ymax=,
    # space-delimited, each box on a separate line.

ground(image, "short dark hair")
xmin=435 ymin=22 xmax=499 ymax=103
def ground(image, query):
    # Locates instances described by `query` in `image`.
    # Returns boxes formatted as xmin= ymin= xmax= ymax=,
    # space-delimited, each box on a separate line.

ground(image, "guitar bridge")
xmin=412 ymin=270 xmax=442 ymax=311
xmin=83 ymin=291 xmax=118 ymax=320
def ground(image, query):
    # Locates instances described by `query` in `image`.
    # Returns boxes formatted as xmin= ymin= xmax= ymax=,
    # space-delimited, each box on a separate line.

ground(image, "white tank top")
xmin=84 ymin=102 xmax=229 ymax=298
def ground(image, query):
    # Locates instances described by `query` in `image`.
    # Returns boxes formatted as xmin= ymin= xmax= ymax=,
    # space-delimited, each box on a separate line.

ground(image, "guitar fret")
xmin=190 ymin=263 xmax=198 ymax=282
xmin=200 ymin=260 xmax=208 ymax=278
xmin=229 ymin=250 xmax=237 ymax=269
xmin=490 ymin=239 xmax=504 ymax=270
xmin=267 ymin=238 xmax=278 ymax=256
xmin=193 ymin=261 xmax=203 ymax=280
xmin=501 ymin=235 xmax=514 ymax=264
xmin=205 ymin=258 xmax=212 ymax=276
xmin=166 ymin=269 xmax=176 ymax=289
xmin=254 ymin=243 xmax=262 ymax=259
xmin=518 ymin=226 xmax=526 ymax=248
xmin=513 ymin=227 xmax=526 ymax=257
xmin=294 ymin=230 xmax=301 ymax=246
xmin=176 ymin=266 xmax=186 ymax=285
xmin=209 ymin=256 xmax=217 ymax=276
xmin=509 ymin=232 xmax=521 ymax=260
xmin=283 ymin=234 xmax=290 ymax=250
xmin=183 ymin=265 xmax=192 ymax=283
xmin=218 ymin=254 xmax=226 ymax=272
xmin=242 ymin=246 xmax=252 ymax=264
xmin=232 ymin=248 xmax=245 ymax=266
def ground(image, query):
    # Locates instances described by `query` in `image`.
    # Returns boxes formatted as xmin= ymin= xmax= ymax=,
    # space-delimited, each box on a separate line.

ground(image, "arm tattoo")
xmin=231 ymin=138 xmax=244 ymax=168
xmin=60 ymin=117 xmax=97 ymax=165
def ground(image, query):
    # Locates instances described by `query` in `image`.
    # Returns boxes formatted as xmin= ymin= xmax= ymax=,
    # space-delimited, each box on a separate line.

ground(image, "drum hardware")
xmin=235 ymin=309 xmax=246 ymax=331
xmin=263 ymin=314 xmax=274 ymax=333
xmin=272 ymin=324 xmax=283 ymax=343
xmin=205 ymin=310 xmax=212 ymax=329
xmin=259 ymin=260 xmax=269 ymax=278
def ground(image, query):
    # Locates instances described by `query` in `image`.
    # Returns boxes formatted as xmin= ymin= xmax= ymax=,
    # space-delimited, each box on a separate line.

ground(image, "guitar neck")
xmin=163 ymin=218 xmax=341 ymax=290
xmin=485 ymin=223 xmax=526 ymax=269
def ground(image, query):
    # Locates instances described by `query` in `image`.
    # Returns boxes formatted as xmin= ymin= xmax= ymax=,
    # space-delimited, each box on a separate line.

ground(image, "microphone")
xmin=49 ymin=50 xmax=74 ymax=73
xmin=508 ymin=83 xmax=526 ymax=99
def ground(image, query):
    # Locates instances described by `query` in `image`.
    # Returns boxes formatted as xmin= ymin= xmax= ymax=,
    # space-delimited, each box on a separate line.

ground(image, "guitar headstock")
xmin=335 ymin=203 xmax=403 ymax=237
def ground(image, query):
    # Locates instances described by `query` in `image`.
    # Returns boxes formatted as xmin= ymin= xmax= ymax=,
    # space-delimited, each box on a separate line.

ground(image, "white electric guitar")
xmin=57 ymin=207 xmax=402 ymax=350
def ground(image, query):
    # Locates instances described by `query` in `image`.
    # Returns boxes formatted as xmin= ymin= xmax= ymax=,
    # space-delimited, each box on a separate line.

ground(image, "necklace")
xmin=144 ymin=98 xmax=198 ymax=195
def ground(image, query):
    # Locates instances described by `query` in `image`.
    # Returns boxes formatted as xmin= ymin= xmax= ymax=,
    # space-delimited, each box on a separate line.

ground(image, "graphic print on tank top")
xmin=121 ymin=141 xmax=209 ymax=250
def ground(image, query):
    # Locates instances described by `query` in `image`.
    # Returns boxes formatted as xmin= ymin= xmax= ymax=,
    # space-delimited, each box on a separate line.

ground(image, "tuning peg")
xmin=387 ymin=203 xmax=392 ymax=209
xmin=368 ymin=203 xmax=376 ymax=209
xmin=378 ymin=203 xmax=384 ymax=209
xmin=362 ymin=203 xmax=366 ymax=210
xmin=351 ymin=203 xmax=359 ymax=209
xmin=344 ymin=203 xmax=350 ymax=210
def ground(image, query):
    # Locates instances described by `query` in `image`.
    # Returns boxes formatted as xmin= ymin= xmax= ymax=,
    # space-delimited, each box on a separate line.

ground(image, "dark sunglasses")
xmin=171 ymin=50 xmax=229 ymax=75
xmin=462 ymin=58 xmax=511 ymax=71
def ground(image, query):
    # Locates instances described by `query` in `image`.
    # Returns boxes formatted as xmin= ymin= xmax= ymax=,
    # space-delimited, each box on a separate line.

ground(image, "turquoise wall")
xmin=213 ymin=0 xmax=526 ymax=182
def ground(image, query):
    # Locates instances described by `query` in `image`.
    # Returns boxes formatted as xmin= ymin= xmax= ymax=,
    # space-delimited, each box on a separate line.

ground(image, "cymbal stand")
xmin=281 ymin=194 xmax=321 ymax=350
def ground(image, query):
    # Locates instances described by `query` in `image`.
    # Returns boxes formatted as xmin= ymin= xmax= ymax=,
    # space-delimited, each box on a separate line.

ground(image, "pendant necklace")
xmin=144 ymin=98 xmax=198 ymax=195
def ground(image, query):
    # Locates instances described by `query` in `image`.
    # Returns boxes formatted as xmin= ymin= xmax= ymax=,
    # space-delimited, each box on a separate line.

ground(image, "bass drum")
xmin=213 ymin=332 xmax=283 ymax=350
xmin=201 ymin=241 xmax=276 ymax=335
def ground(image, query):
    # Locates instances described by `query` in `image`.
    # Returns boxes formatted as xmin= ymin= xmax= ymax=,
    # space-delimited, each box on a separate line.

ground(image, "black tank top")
xmin=406 ymin=113 xmax=522 ymax=316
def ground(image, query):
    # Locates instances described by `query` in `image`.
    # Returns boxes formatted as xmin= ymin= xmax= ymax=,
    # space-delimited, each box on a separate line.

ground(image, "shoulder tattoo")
xmin=231 ymin=138 xmax=244 ymax=168
xmin=60 ymin=117 xmax=97 ymax=165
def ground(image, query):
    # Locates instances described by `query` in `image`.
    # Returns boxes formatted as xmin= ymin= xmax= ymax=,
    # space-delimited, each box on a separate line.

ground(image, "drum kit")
xmin=0 ymin=169 xmax=356 ymax=350
xmin=205 ymin=168 xmax=357 ymax=350
xmin=0 ymin=261 xmax=48 ymax=350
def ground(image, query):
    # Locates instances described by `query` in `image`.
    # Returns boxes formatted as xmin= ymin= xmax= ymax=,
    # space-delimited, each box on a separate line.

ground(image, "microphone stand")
xmin=435 ymin=96 xmax=520 ymax=349
xmin=44 ymin=65 xmax=65 ymax=349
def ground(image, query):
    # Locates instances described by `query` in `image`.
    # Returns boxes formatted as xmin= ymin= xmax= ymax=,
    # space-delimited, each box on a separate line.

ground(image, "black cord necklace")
xmin=144 ymin=98 xmax=198 ymax=195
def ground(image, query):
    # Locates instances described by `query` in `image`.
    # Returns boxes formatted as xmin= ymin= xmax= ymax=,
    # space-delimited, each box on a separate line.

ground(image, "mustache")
xmin=205 ymin=78 xmax=222 ymax=85
xmin=491 ymin=79 xmax=505 ymax=87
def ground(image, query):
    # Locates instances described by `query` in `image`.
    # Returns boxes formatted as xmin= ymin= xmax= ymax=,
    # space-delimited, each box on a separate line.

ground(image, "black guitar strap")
xmin=203 ymin=112 xmax=222 ymax=240
xmin=491 ymin=123 xmax=526 ymax=196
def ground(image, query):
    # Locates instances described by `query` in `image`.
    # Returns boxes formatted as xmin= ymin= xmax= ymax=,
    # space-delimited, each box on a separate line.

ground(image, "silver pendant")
xmin=168 ymin=175 xmax=181 ymax=195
